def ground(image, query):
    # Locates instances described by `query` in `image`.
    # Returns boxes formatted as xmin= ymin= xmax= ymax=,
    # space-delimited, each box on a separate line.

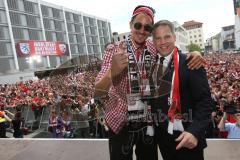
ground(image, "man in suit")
xmin=150 ymin=20 xmax=213 ymax=160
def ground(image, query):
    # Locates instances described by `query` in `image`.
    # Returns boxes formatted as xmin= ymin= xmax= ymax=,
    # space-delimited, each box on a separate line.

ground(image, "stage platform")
xmin=0 ymin=139 xmax=240 ymax=160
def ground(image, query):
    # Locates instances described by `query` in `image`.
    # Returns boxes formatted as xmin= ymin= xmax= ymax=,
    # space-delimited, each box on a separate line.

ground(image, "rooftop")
xmin=182 ymin=20 xmax=203 ymax=28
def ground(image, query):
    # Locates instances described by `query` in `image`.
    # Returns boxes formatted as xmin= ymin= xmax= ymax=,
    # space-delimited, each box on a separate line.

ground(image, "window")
xmin=104 ymin=37 xmax=109 ymax=44
xmin=67 ymin=23 xmax=75 ymax=32
xmin=52 ymin=8 xmax=60 ymax=19
xmin=92 ymin=36 xmax=98 ymax=44
xmin=87 ymin=45 xmax=93 ymax=53
xmin=93 ymin=45 xmax=99 ymax=53
xmin=78 ymin=45 xmax=86 ymax=53
xmin=56 ymin=32 xmax=64 ymax=41
xmin=0 ymin=42 xmax=12 ymax=56
xmin=73 ymin=14 xmax=79 ymax=23
xmin=100 ymin=37 xmax=104 ymax=44
xmin=98 ymin=30 xmax=103 ymax=37
xmin=90 ymin=26 xmax=96 ymax=35
xmin=75 ymin=24 xmax=81 ymax=33
xmin=198 ymin=35 xmax=201 ymax=37
xmin=0 ymin=10 xmax=7 ymax=24
xmin=70 ymin=44 xmax=78 ymax=54
xmin=54 ymin=20 xmax=63 ymax=31
xmin=195 ymin=40 xmax=197 ymax=43
xmin=7 ymin=0 xmax=19 ymax=10
xmin=102 ymin=21 xmax=107 ymax=28
xmin=103 ymin=29 xmax=107 ymax=35
xmin=10 ymin=12 xmax=21 ymax=25
xmin=12 ymin=27 xmax=23 ymax=39
xmin=0 ymin=26 xmax=10 ymax=40
xmin=65 ymin=12 xmax=73 ymax=22
xmin=84 ymin=26 xmax=90 ymax=35
xmin=73 ymin=34 xmax=77 ymax=43
xmin=48 ymin=7 xmax=53 ymax=17
xmin=89 ymin=18 xmax=95 ymax=26
xmin=77 ymin=34 xmax=84 ymax=44
xmin=0 ymin=0 xmax=5 ymax=8
xmin=26 ymin=15 xmax=37 ymax=27
xmin=41 ymin=5 xmax=49 ymax=17
xmin=23 ymin=1 xmax=34 ymax=13
xmin=83 ymin=17 xmax=89 ymax=26
xmin=29 ymin=29 xmax=40 ymax=40
xmin=68 ymin=34 xmax=73 ymax=43
xmin=43 ymin=18 xmax=50 ymax=29
xmin=45 ymin=31 xmax=51 ymax=40
xmin=86 ymin=36 xmax=92 ymax=44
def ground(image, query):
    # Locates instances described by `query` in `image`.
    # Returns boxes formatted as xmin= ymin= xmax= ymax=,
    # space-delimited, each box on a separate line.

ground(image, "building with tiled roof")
xmin=182 ymin=20 xmax=204 ymax=50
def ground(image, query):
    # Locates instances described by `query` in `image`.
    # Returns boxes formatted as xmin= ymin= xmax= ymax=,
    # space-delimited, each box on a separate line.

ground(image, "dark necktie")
xmin=157 ymin=56 xmax=165 ymax=86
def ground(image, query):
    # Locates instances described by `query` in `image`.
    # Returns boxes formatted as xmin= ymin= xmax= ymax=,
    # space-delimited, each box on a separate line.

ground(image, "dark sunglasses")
xmin=133 ymin=22 xmax=153 ymax=33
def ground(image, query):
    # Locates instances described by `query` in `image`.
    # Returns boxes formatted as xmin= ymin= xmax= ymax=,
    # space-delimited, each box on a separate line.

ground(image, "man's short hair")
xmin=152 ymin=20 xmax=175 ymax=38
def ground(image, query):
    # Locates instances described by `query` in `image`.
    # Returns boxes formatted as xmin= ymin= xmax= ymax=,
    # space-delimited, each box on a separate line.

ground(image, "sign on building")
xmin=15 ymin=40 xmax=69 ymax=57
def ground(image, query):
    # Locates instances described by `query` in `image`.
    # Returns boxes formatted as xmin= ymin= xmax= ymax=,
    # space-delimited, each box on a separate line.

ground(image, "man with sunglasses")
xmin=95 ymin=5 xmax=204 ymax=160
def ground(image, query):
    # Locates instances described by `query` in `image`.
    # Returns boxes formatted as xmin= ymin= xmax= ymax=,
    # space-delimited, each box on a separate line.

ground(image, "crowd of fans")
xmin=0 ymin=62 xmax=107 ymax=138
xmin=205 ymin=53 xmax=240 ymax=138
xmin=0 ymin=53 xmax=240 ymax=139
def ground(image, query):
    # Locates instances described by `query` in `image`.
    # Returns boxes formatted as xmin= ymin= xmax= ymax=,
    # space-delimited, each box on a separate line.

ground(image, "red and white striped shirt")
xmin=96 ymin=38 xmax=157 ymax=133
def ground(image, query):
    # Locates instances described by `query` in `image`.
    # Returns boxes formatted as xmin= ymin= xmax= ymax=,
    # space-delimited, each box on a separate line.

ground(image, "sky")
xmin=42 ymin=0 xmax=235 ymax=41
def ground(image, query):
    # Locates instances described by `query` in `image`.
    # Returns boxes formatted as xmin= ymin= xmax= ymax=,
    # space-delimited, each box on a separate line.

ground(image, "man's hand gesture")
xmin=175 ymin=131 xmax=198 ymax=150
xmin=111 ymin=43 xmax=128 ymax=78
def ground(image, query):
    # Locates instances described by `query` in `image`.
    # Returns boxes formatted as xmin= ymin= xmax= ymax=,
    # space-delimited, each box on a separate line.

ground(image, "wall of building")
xmin=0 ymin=0 xmax=112 ymax=75
xmin=173 ymin=21 xmax=188 ymax=53
xmin=187 ymin=27 xmax=205 ymax=49
xmin=235 ymin=15 xmax=240 ymax=49
xmin=0 ymin=71 xmax=36 ymax=84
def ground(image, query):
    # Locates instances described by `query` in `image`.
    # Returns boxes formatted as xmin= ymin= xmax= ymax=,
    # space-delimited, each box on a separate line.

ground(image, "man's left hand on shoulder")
xmin=175 ymin=131 xmax=198 ymax=150
xmin=186 ymin=51 xmax=207 ymax=70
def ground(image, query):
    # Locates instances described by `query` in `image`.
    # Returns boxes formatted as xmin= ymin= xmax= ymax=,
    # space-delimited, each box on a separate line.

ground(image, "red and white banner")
xmin=16 ymin=40 xmax=69 ymax=57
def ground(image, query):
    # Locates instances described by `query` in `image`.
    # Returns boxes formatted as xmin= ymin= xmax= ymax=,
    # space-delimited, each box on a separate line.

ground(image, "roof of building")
xmin=222 ymin=25 xmax=234 ymax=31
xmin=182 ymin=20 xmax=203 ymax=28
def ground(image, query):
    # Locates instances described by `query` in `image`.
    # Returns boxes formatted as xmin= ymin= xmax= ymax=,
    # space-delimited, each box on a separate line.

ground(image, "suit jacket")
xmin=150 ymin=51 xmax=213 ymax=149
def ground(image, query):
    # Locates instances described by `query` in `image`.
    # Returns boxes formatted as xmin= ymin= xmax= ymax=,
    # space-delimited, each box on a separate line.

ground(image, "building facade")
xmin=182 ymin=20 xmax=205 ymax=50
xmin=221 ymin=25 xmax=235 ymax=50
xmin=172 ymin=21 xmax=188 ymax=53
xmin=234 ymin=0 xmax=240 ymax=50
xmin=0 ymin=0 xmax=112 ymax=75
xmin=112 ymin=32 xmax=130 ymax=42
xmin=205 ymin=33 xmax=222 ymax=54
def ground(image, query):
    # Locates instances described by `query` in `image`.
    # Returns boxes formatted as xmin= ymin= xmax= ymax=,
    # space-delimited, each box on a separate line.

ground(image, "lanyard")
xmin=126 ymin=37 xmax=145 ymax=94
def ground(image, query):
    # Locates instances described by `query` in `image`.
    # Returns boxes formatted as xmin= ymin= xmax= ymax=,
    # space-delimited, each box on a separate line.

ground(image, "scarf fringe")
xmin=146 ymin=125 xmax=154 ymax=136
xmin=168 ymin=119 xmax=184 ymax=135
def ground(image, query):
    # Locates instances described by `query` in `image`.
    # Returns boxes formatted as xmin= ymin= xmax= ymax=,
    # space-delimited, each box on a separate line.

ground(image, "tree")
xmin=187 ymin=42 xmax=202 ymax=52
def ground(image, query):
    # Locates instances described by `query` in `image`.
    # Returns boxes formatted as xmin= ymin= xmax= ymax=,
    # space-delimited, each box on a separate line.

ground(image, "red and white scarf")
xmin=167 ymin=47 xmax=184 ymax=135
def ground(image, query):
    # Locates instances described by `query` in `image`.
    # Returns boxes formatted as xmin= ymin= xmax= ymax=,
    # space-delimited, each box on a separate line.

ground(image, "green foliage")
xmin=187 ymin=43 xmax=202 ymax=52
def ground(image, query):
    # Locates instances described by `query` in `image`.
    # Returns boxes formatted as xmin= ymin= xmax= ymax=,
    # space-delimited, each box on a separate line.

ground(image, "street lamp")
xmin=25 ymin=55 xmax=42 ymax=69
